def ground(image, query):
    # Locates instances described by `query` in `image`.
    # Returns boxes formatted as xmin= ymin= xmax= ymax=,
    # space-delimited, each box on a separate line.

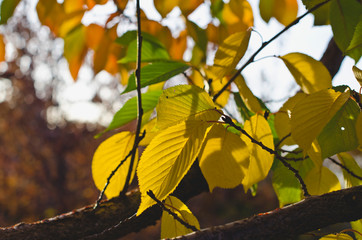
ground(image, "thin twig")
xmin=275 ymin=133 xmax=291 ymax=149
xmin=147 ymin=190 xmax=199 ymax=232
xmin=213 ymin=0 xmax=331 ymax=102
xmin=221 ymin=114 xmax=310 ymax=196
xmin=328 ymin=157 xmax=362 ymax=181
xmin=121 ymin=0 xmax=144 ymax=195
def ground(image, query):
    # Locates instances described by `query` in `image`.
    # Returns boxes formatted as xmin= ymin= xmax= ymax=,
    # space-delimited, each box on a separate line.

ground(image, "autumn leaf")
xmin=291 ymin=89 xmax=350 ymax=151
xmin=137 ymin=110 xmax=221 ymax=215
xmin=161 ymin=196 xmax=200 ymax=238
xmin=305 ymin=166 xmax=341 ymax=195
xmin=198 ymin=124 xmax=249 ymax=191
xmin=92 ymin=132 xmax=137 ymax=199
xmin=279 ymin=53 xmax=332 ymax=94
xmin=241 ymin=114 xmax=274 ymax=192
xmin=211 ymin=30 xmax=252 ymax=80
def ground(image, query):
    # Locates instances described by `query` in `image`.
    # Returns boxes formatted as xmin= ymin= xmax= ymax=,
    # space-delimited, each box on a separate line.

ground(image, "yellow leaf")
xmin=161 ymin=196 xmax=200 ymax=238
xmin=241 ymin=114 xmax=274 ymax=192
xmin=337 ymin=153 xmax=362 ymax=187
xmin=205 ymin=69 xmax=230 ymax=107
xmin=139 ymin=118 xmax=159 ymax=146
xmin=234 ymin=74 xmax=263 ymax=113
xmin=0 ymin=34 xmax=5 ymax=62
xmin=357 ymin=112 xmax=362 ymax=151
xmin=199 ymin=124 xmax=249 ymax=191
xmin=319 ymin=233 xmax=354 ymax=240
xmin=92 ymin=132 xmax=137 ymax=199
xmin=305 ymin=166 xmax=341 ymax=195
xmin=137 ymin=110 xmax=221 ymax=215
xmin=211 ymin=30 xmax=252 ymax=80
xmin=307 ymin=140 xmax=323 ymax=168
xmin=156 ymin=85 xmax=217 ymax=130
xmin=291 ymin=89 xmax=350 ymax=151
xmin=280 ymin=53 xmax=332 ymax=94
xmin=273 ymin=0 xmax=298 ymax=26
xmin=36 ymin=0 xmax=65 ymax=36
xmin=274 ymin=92 xmax=307 ymax=146
xmin=223 ymin=0 xmax=254 ymax=33
xmin=353 ymin=65 xmax=362 ymax=87
xmin=351 ymin=219 xmax=362 ymax=240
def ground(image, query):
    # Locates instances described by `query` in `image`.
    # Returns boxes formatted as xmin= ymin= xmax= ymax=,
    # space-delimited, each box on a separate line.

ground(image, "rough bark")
xmin=0 ymin=163 xmax=209 ymax=240
xmin=1 ymin=166 xmax=361 ymax=240
xmin=174 ymin=185 xmax=362 ymax=240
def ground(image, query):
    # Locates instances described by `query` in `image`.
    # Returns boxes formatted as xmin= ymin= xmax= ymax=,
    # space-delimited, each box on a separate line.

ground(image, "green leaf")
xmin=279 ymin=53 xmax=331 ymax=94
xmin=330 ymin=0 xmax=362 ymax=61
xmin=136 ymin=110 xmax=221 ymax=215
xmin=346 ymin=16 xmax=362 ymax=62
xmin=95 ymin=90 xmax=162 ymax=138
xmin=161 ymin=196 xmax=200 ymax=239
xmin=123 ymin=61 xmax=189 ymax=93
xmin=317 ymin=98 xmax=360 ymax=158
xmin=117 ymin=31 xmax=170 ymax=63
xmin=272 ymin=153 xmax=314 ymax=207
xmin=0 ymin=0 xmax=21 ymax=24
xmin=186 ymin=20 xmax=207 ymax=54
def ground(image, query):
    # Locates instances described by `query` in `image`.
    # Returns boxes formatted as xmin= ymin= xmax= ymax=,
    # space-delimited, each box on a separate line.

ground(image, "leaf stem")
xmin=121 ymin=0 xmax=144 ymax=195
xmin=328 ymin=157 xmax=362 ymax=181
xmin=213 ymin=0 xmax=332 ymax=102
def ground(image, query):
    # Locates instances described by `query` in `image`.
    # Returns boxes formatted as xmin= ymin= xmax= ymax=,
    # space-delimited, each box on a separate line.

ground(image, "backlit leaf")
xmin=337 ymin=153 xmax=362 ymax=188
xmin=198 ymin=124 xmax=249 ymax=191
xmin=330 ymin=0 xmax=362 ymax=61
xmin=353 ymin=65 xmax=362 ymax=87
xmin=279 ymin=53 xmax=332 ymax=94
xmin=272 ymin=154 xmax=314 ymax=207
xmin=156 ymin=85 xmax=217 ymax=130
xmin=186 ymin=20 xmax=207 ymax=54
xmin=36 ymin=0 xmax=65 ymax=36
xmin=241 ymin=114 xmax=274 ymax=192
xmin=305 ymin=166 xmax=341 ymax=195
xmin=317 ymin=98 xmax=360 ymax=158
xmin=96 ymin=90 xmax=162 ymax=138
xmin=63 ymin=25 xmax=88 ymax=81
xmin=212 ymin=30 xmax=252 ymax=80
xmin=123 ymin=61 xmax=189 ymax=93
xmin=178 ymin=0 xmax=203 ymax=16
xmin=161 ymin=196 xmax=200 ymax=239
xmin=273 ymin=0 xmax=298 ymax=26
xmin=259 ymin=0 xmax=273 ymax=23
xmin=168 ymin=30 xmax=187 ymax=60
xmin=137 ymin=110 xmax=221 ymax=215
xmin=0 ymin=0 xmax=20 ymax=24
xmin=274 ymin=92 xmax=307 ymax=146
xmin=291 ymin=89 xmax=350 ymax=151
xmin=0 ymin=34 xmax=5 ymax=62
xmin=222 ymin=0 xmax=254 ymax=34
xmin=154 ymin=0 xmax=178 ymax=18
xmin=92 ymin=132 xmax=137 ymax=199
xmin=234 ymin=74 xmax=263 ymax=114
xmin=345 ymin=16 xmax=362 ymax=62
xmin=351 ymin=219 xmax=362 ymax=240
xmin=117 ymin=31 xmax=169 ymax=63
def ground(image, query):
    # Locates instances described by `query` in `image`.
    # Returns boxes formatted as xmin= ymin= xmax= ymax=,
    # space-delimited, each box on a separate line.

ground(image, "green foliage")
xmin=0 ymin=0 xmax=21 ymax=24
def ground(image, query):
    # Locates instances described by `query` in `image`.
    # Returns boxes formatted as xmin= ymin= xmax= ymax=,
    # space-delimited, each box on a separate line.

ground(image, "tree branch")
xmin=172 ymin=185 xmax=362 ymax=240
